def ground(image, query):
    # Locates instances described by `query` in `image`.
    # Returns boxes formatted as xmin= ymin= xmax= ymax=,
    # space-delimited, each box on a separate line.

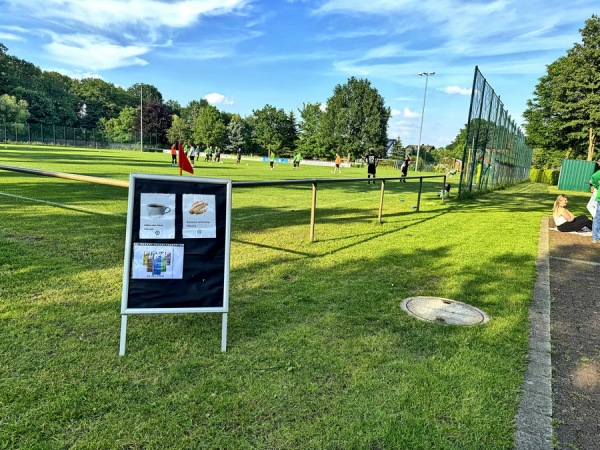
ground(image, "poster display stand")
xmin=119 ymin=174 xmax=231 ymax=355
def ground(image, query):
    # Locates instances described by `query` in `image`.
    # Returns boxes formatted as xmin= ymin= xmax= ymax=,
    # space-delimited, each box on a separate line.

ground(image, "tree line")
xmin=6 ymin=15 xmax=598 ymax=168
xmin=0 ymin=43 xmax=392 ymax=160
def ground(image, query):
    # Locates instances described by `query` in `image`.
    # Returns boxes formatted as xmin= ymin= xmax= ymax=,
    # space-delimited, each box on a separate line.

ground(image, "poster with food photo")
xmin=139 ymin=193 xmax=176 ymax=239
xmin=182 ymin=194 xmax=216 ymax=238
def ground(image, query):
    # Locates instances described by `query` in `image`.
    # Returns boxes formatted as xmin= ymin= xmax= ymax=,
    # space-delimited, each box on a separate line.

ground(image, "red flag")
xmin=177 ymin=141 xmax=194 ymax=175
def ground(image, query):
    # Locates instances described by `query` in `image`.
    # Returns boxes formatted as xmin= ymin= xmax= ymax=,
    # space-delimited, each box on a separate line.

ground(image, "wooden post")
xmin=378 ymin=179 xmax=385 ymax=223
xmin=310 ymin=181 xmax=317 ymax=242
xmin=416 ymin=177 xmax=423 ymax=211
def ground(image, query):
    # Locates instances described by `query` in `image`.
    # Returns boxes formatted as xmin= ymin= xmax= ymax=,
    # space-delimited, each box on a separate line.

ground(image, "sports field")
xmin=0 ymin=144 xmax=567 ymax=448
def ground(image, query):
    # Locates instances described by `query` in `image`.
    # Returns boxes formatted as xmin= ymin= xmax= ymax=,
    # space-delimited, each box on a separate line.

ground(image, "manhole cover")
xmin=400 ymin=296 xmax=489 ymax=326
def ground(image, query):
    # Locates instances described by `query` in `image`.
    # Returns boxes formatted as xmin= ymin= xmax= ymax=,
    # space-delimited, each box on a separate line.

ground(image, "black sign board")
xmin=119 ymin=174 xmax=231 ymax=355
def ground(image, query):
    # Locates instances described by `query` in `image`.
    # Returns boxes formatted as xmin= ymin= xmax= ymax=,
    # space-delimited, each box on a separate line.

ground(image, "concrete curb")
xmin=514 ymin=216 xmax=553 ymax=449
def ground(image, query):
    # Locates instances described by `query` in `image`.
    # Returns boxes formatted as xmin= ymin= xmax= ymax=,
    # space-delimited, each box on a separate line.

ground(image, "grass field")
xmin=0 ymin=144 xmax=588 ymax=449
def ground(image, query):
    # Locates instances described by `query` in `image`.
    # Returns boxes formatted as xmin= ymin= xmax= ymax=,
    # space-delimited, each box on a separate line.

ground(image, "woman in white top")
xmin=552 ymin=194 xmax=593 ymax=232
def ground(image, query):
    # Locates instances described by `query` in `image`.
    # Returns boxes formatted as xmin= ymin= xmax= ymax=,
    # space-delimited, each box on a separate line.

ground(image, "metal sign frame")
xmin=119 ymin=173 xmax=231 ymax=355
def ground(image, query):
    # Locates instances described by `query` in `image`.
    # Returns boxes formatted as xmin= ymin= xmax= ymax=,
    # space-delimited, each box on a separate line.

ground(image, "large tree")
xmin=297 ymin=102 xmax=326 ymax=159
xmin=99 ymin=106 xmax=137 ymax=143
xmin=0 ymin=44 xmax=43 ymax=99
xmin=192 ymin=104 xmax=227 ymax=147
xmin=127 ymin=83 xmax=163 ymax=106
xmin=166 ymin=114 xmax=187 ymax=144
xmin=524 ymin=15 xmax=600 ymax=161
xmin=0 ymin=94 xmax=29 ymax=123
xmin=0 ymin=45 xmax=79 ymax=126
xmin=134 ymin=102 xmax=172 ymax=145
xmin=320 ymin=77 xmax=391 ymax=159
xmin=250 ymin=104 xmax=297 ymax=156
xmin=41 ymin=71 xmax=79 ymax=126
xmin=182 ymin=99 xmax=209 ymax=132
xmin=226 ymin=113 xmax=249 ymax=152
xmin=71 ymin=78 xmax=134 ymax=129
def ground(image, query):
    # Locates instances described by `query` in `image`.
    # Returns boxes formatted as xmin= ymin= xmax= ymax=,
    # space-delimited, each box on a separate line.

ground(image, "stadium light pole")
xmin=415 ymin=72 xmax=435 ymax=172
xmin=139 ymin=84 xmax=143 ymax=152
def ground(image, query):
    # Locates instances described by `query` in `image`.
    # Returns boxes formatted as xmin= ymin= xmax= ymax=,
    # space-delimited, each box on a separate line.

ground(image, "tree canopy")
xmin=0 ymin=94 xmax=29 ymax=124
xmin=320 ymin=77 xmax=391 ymax=159
xmin=1 ymin=43 xmax=406 ymax=155
xmin=193 ymin=104 xmax=227 ymax=147
xmin=524 ymin=14 xmax=600 ymax=165
xmin=297 ymin=102 xmax=327 ymax=159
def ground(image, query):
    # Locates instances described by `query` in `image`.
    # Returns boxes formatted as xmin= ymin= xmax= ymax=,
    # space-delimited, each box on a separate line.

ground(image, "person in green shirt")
xmin=590 ymin=157 xmax=600 ymax=243
xmin=293 ymin=152 xmax=302 ymax=169
xmin=269 ymin=152 xmax=275 ymax=170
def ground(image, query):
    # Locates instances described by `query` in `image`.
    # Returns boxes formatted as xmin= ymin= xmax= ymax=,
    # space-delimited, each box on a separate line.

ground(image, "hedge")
xmin=529 ymin=168 xmax=559 ymax=185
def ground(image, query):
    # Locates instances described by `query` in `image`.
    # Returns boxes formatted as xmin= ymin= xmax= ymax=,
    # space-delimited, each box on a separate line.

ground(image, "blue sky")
xmin=0 ymin=0 xmax=597 ymax=148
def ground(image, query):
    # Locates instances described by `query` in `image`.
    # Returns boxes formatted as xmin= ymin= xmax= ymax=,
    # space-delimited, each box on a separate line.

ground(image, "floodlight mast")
xmin=140 ymin=84 xmax=143 ymax=152
xmin=415 ymin=72 xmax=435 ymax=172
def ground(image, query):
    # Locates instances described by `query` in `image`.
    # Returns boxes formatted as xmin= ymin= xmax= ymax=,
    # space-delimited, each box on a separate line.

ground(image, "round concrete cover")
xmin=400 ymin=296 xmax=489 ymax=326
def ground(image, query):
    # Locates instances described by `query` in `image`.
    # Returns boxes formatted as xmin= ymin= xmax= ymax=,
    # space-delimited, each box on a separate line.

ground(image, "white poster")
xmin=131 ymin=243 xmax=184 ymax=279
xmin=140 ymin=193 xmax=176 ymax=239
xmin=182 ymin=194 xmax=216 ymax=238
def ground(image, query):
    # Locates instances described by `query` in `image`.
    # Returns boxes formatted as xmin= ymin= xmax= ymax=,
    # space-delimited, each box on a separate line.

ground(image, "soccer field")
xmin=0 ymin=144 xmax=549 ymax=449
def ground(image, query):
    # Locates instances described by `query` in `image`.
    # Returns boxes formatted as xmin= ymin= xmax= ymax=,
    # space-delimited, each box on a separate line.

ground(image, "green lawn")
xmin=0 ymin=144 xmax=586 ymax=449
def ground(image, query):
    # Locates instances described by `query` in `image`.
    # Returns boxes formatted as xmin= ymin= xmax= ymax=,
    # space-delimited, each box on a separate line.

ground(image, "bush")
xmin=529 ymin=168 xmax=559 ymax=185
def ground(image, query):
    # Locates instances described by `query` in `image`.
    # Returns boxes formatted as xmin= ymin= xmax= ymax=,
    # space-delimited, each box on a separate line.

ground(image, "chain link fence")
xmin=459 ymin=66 xmax=532 ymax=196
xmin=0 ymin=122 xmax=162 ymax=151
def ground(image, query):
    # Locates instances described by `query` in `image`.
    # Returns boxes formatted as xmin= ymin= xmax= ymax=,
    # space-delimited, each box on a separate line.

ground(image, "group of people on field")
xmin=202 ymin=145 xmax=221 ymax=163
xmin=169 ymin=143 xmax=243 ymax=167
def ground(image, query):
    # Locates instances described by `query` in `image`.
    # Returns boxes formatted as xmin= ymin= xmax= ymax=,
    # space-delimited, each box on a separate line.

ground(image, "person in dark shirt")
xmin=365 ymin=149 xmax=379 ymax=184
xmin=400 ymin=154 xmax=411 ymax=182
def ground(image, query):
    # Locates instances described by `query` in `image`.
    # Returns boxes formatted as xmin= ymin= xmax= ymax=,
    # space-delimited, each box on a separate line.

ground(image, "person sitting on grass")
xmin=552 ymin=194 xmax=593 ymax=232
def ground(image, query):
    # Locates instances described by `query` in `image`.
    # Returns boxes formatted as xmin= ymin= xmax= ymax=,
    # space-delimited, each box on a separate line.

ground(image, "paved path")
xmin=514 ymin=217 xmax=600 ymax=449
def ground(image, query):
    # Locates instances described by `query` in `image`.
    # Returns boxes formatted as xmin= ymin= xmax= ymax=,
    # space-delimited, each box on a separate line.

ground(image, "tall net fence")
xmin=0 ymin=122 xmax=162 ymax=150
xmin=459 ymin=66 xmax=532 ymax=195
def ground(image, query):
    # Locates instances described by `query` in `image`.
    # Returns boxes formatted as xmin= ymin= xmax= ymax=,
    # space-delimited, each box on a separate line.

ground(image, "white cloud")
xmin=3 ymin=0 xmax=254 ymax=70
xmin=315 ymin=0 xmax=592 ymax=82
xmin=47 ymin=68 xmax=103 ymax=79
xmin=0 ymin=32 xmax=24 ymax=42
xmin=314 ymin=0 xmax=414 ymax=15
xmin=403 ymin=108 xmax=419 ymax=118
xmin=6 ymin=0 xmax=251 ymax=31
xmin=440 ymin=86 xmax=471 ymax=95
xmin=45 ymin=34 xmax=149 ymax=70
xmin=390 ymin=108 xmax=401 ymax=117
xmin=204 ymin=93 xmax=234 ymax=105
xmin=315 ymin=28 xmax=388 ymax=41
xmin=387 ymin=118 xmax=417 ymax=142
